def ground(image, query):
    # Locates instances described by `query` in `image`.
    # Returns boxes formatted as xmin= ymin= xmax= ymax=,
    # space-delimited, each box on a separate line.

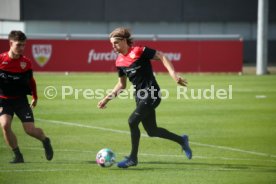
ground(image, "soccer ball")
xmin=96 ymin=148 xmax=116 ymax=167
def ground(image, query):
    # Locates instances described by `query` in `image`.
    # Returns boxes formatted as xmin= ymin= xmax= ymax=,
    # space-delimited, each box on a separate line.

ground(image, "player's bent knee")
xmin=0 ymin=122 xmax=11 ymax=131
xmin=23 ymin=123 xmax=36 ymax=135
xmin=128 ymin=116 xmax=139 ymax=126
xmin=24 ymin=128 xmax=35 ymax=136
xmin=147 ymin=133 xmax=157 ymax=137
xmin=146 ymin=129 xmax=158 ymax=137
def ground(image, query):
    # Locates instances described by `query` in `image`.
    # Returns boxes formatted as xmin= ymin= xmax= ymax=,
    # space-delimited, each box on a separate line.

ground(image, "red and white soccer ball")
xmin=96 ymin=148 xmax=116 ymax=167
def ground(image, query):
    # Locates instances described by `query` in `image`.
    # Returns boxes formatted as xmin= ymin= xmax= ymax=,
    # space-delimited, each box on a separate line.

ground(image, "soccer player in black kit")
xmin=98 ymin=27 xmax=192 ymax=168
xmin=0 ymin=30 xmax=53 ymax=163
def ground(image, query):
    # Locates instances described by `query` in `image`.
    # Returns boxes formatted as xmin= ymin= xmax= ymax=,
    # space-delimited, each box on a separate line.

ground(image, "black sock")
xmin=129 ymin=125 xmax=140 ymax=160
xmin=12 ymin=147 xmax=22 ymax=156
xmin=42 ymin=137 xmax=49 ymax=144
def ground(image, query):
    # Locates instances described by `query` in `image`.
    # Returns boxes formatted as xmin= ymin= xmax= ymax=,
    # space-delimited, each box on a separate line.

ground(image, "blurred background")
xmin=0 ymin=0 xmax=275 ymax=69
xmin=1 ymin=2 xmax=276 ymax=184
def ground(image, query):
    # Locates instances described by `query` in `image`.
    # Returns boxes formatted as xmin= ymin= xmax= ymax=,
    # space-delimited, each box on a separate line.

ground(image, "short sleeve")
xmin=117 ymin=67 xmax=126 ymax=77
xmin=141 ymin=47 xmax=156 ymax=60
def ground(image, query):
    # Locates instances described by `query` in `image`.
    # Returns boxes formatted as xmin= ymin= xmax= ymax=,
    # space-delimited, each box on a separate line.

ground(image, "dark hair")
xmin=8 ymin=30 xmax=27 ymax=41
xmin=109 ymin=27 xmax=133 ymax=46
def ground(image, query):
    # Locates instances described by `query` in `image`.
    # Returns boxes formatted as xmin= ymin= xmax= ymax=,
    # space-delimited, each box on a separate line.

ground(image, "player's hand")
xmin=97 ymin=99 xmax=108 ymax=109
xmin=30 ymin=98 xmax=37 ymax=109
xmin=176 ymin=76 xmax=188 ymax=86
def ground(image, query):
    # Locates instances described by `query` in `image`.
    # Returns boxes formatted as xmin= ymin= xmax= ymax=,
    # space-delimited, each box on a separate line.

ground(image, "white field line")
xmin=233 ymin=89 xmax=276 ymax=92
xmin=0 ymin=167 xmax=254 ymax=173
xmin=191 ymin=142 xmax=276 ymax=158
xmin=1 ymin=146 xmax=275 ymax=163
xmin=36 ymin=118 xmax=276 ymax=159
xmin=1 ymin=149 xmax=275 ymax=173
xmin=37 ymin=118 xmax=131 ymax=135
xmin=0 ymin=169 xmax=82 ymax=173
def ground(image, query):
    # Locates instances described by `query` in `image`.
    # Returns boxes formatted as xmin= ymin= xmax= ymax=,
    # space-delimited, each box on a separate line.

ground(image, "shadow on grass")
xmin=82 ymin=160 xmax=276 ymax=172
xmin=136 ymin=161 xmax=276 ymax=173
xmin=16 ymin=160 xmax=276 ymax=173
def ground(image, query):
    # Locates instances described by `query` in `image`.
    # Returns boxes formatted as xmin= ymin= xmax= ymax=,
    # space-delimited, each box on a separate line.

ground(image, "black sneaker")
xmin=43 ymin=137 xmax=53 ymax=161
xmin=10 ymin=153 xmax=24 ymax=164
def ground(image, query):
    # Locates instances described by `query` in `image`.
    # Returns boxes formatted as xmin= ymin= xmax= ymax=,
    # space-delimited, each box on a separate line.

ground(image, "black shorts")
xmin=135 ymin=88 xmax=161 ymax=109
xmin=0 ymin=96 xmax=34 ymax=122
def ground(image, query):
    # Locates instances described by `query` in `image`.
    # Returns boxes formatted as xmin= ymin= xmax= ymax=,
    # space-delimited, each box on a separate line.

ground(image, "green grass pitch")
xmin=0 ymin=72 xmax=276 ymax=184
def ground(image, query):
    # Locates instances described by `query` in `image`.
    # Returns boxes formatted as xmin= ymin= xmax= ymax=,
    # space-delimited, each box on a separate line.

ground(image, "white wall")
xmin=0 ymin=21 xmax=25 ymax=36
xmin=1 ymin=21 xmax=276 ymax=40
xmin=0 ymin=0 xmax=20 ymax=20
xmin=24 ymin=21 xmax=276 ymax=40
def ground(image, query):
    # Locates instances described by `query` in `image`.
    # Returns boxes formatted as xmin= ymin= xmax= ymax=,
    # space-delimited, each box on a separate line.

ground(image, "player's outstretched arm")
xmin=97 ymin=76 xmax=127 ymax=109
xmin=30 ymin=98 xmax=37 ymax=109
xmin=30 ymin=77 xmax=38 ymax=109
xmin=153 ymin=51 xmax=187 ymax=86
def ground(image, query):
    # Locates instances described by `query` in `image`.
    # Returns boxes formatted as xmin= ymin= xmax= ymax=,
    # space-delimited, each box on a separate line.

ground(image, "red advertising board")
xmin=0 ymin=39 xmax=242 ymax=72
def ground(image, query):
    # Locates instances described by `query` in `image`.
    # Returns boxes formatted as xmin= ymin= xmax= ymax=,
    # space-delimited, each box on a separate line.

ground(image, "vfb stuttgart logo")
xmin=32 ymin=44 xmax=52 ymax=67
